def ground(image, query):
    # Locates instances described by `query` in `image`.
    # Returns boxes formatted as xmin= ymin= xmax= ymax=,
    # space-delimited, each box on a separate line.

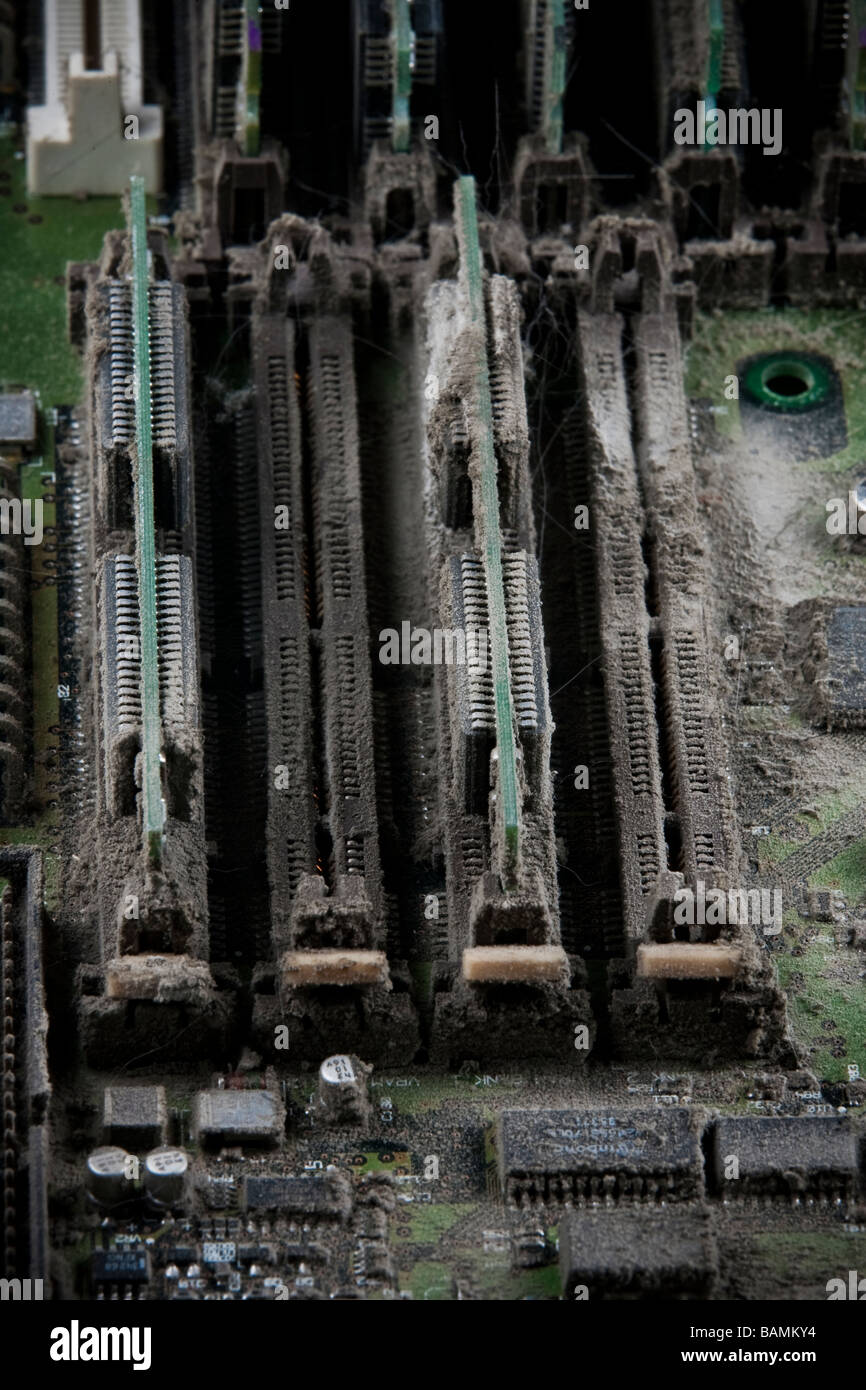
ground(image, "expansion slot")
xmin=211 ymin=0 xmax=262 ymax=153
xmin=544 ymin=0 xmax=566 ymax=154
xmin=702 ymin=0 xmax=725 ymax=150
xmin=243 ymin=0 xmax=262 ymax=156
xmin=526 ymin=0 xmax=567 ymax=154
xmin=128 ymin=174 xmax=164 ymax=867
xmin=455 ymin=176 xmax=521 ymax=884
xmin=392 ymin=0 xmax=413 ymax=152
xmin=355 ymin=0 xmax=443 ymax=159
xmin=706 ymin=0 xmax=724 ymax=105
xmin=577 ymin=307 xmax=667 ymax=950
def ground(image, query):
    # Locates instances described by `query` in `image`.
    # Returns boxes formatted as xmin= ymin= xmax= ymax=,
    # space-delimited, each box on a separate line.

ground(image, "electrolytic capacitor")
xmin=86 ymin=1146 xmax=131 ymax=1208
xmin=143 ymin=1147 xmax=189 ymax=1206
xmin=316 ymin=1054 xmax=372 ymax=1126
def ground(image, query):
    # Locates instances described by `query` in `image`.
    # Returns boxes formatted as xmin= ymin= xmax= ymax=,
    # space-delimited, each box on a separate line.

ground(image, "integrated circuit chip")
xmin=194 ymin=1090 xmax=284 ymax=1147
xmin=710 ymin=1116 xmax=859 ymax=1197
xmin=798 ymin=599 xmax=866 ymax=728
xmin=103 ymin=1085 xmax=167 ymax=1149
xmin=498 ymin=1108 xmax=704 ymax=1203
xmin=824 ymin=604 xmax=866 ymax=725
xmin=91 ymin=1248 xmax=151 ymax=1284
xmin=559 ymin=1208 xmax=717 ymax=1299
xmin=0 ymin=390 xmax=36 ymax=446
xmin=241 ymin=1174 xmax=352 ymax=1220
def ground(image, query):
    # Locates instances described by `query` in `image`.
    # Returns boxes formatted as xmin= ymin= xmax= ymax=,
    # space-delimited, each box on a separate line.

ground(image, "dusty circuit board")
xmin=2 ymin=0 xmax=866 ymax=1332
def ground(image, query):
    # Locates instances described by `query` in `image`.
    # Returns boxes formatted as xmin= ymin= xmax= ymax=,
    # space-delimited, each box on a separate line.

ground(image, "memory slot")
xmin=128 ymin=174 xmax=164 ymax=866
xmin=454 ymin=175 xmax=522 ymax=885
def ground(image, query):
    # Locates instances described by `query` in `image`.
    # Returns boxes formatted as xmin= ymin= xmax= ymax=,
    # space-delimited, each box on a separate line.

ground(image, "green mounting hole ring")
xmin=743 ymin=353 xmax=831 ymax=412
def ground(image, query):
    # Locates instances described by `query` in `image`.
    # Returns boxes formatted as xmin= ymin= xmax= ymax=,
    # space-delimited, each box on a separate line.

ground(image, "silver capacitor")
xmin=86 ymin=1146 xmax=132 ymax=1208
xmin=316 ymin=1054 xmax=371 ymax=1126
xmin=143 ymin=1147 xmax=189 ymax=1206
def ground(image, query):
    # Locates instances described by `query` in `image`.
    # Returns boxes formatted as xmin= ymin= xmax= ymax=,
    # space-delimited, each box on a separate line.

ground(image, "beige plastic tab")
xmin=462 ymin=945 xmax=569 ymax=984
xmin=281 ymin=949 xmax=390 ymax=987
xmin=106 ymin=954 xmax=214 ymax=1002
xmin=636 ymin=943 xmax=743 ymax=980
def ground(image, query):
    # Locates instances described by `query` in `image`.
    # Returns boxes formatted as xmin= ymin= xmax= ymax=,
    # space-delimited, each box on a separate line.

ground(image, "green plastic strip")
xmin=545 ymin=0 xmax=566 ymax=155
xmin=392 ymin=0 xmax=413 ymax=152
xmin=707 ymin=0 xmax=724 ymax=96
xmin=129 ymin=175 xmax=164 ymax=866
xmin=456 ymin=177 xmax=520 ymax=882
xmin=704 ymin=0 xmax=724 ymax=149
xmin=243 ymin=0 xmax=262 ymax=157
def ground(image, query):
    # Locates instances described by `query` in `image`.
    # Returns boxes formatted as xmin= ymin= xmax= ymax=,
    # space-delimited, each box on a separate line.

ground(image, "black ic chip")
xmin=498 ymin=1108 xmax=704 ymax=1202
xmin=92 ymin=1248 xmax=150 ymax=1283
